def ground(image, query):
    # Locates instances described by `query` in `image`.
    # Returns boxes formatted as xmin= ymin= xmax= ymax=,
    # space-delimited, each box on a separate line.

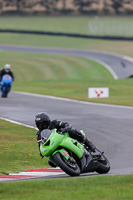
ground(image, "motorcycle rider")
xmin=35 ymin=112 xmax=96 ymax=167
xmin=0 ymin=64 xmax=15 ymax=97
xmin=0 ymin=64 xmax=15 ymax=82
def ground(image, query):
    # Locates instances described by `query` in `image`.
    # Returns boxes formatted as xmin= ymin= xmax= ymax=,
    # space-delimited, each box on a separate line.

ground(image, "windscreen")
xmin=41 ymin=129 xmax=52 ymax=142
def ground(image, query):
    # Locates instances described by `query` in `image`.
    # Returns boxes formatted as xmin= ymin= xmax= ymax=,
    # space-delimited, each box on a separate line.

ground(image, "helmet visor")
xmin=36 ymin=121 xmax=49 ymax=130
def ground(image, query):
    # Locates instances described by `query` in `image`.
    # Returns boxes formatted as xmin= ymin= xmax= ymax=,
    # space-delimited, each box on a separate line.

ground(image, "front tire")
xmin=5 ymin=86 xmax=8 ymax=97
xmin=53 ymin=152 xmax=81 ymax=176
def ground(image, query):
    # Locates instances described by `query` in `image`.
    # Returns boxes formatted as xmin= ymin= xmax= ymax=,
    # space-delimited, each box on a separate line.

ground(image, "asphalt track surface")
xmin=1 ymin=91 xmax=133 ymax=177
xmin=0 ymin=45 xmax=133 ymax=179
xmin=1 ymin=44 xmax=133 ymax=79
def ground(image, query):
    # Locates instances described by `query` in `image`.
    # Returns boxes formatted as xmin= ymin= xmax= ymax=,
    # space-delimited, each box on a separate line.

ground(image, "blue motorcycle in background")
xmin=0 ymin=75 xmax=13 ymax=98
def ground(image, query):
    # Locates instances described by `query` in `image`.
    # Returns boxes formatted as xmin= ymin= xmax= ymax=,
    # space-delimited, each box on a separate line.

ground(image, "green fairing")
xmin=40 ymin=128 xmax=110 ymax=176
xmin=40 ymin=129 xmax=84 ymax=159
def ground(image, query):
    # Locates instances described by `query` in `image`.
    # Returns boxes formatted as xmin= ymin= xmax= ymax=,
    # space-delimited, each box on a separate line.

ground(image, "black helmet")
xmin=35 ymin=112 xmax=50 ymax=131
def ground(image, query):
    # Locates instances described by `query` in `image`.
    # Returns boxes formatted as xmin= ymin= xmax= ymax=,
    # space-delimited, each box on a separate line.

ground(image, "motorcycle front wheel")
xmin=1 ymin=86 xmax=8 ymax=98
xmin=53 ymin=152 xmax=81 ymax=176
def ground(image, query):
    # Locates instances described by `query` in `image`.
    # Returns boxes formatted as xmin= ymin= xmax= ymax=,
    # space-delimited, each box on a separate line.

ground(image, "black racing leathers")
xmin=36 ymin=119 xmax=85 ymax=153
xmin=0 ymin=69 xmax=15 ymax=81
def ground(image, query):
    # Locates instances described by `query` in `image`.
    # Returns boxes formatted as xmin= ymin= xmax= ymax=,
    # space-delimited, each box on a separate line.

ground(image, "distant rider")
xmin=0 ymin=64 xmax=14 ymax=82
xmin=35 ymin=112 xmax=96 ymax=167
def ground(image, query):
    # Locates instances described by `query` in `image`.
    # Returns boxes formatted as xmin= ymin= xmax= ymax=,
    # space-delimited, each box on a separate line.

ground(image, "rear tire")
xmin=53 ymin=152 xmax=81 ymax=176
xmin=96 ymin=154 xmax=110 ymax=174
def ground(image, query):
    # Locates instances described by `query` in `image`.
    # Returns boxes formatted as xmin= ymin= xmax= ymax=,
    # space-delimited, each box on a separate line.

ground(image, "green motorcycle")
xmin=40 ymin=129 xmax=110 ymax=176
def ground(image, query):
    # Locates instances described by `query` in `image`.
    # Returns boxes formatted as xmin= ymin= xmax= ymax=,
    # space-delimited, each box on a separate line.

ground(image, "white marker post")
xmin=88 ymin=88 xmax=109 ymax=98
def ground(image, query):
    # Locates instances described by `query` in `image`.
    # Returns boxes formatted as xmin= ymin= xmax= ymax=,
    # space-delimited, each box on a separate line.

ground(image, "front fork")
xmin=52 ymin=149 xmax=70 ymax=160
xmin=48 ymin=149 xmax=70 ymax=166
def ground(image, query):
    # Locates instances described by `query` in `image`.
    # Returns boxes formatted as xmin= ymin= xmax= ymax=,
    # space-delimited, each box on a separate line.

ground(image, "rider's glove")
xmin=58 ymin=128 xmax=69 ymax=134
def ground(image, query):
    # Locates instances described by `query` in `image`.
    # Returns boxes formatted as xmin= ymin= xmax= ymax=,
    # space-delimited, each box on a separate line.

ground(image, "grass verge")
xmin=0 ymin=175 xmax=133 ymax=200
xmin=0 ymin=119 xmax=49 ymax=175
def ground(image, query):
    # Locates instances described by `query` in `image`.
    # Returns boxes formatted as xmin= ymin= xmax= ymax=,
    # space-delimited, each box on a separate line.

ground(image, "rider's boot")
xmin=75 ymin=130 xmax=96 ymax=152
xmin=48 ymin=159 xmax=57 ymax=168
xmin=83 ymin=137 xmax=96 ymax=152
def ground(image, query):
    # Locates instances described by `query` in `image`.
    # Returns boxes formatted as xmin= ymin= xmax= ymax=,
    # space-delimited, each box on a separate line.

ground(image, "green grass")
xmin=0 ymin=50 xmax=133 ymax=106
xmin=0 ymin=119 xmax=49 ymax=174
xmin=0 ymin=16 xmax=90 ymax=34
xmin=1 ymin=51 xmax=112 ymax=81
xmin=0 ymin=16 xmax=133 ymax=36
xmin=0 ymin=16 xmax=133 ymax=59
xmin=0 ymin=174 xmax=133 ymax=200
xmin=1 ymin=16 xmax=133 ymax=57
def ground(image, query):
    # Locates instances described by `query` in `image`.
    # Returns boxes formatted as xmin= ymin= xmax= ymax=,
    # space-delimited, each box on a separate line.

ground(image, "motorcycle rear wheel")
xmin=96 ymin=154 xmax=110 ymax=174
xmin=53 ymin=152 xmax=81 ymax=176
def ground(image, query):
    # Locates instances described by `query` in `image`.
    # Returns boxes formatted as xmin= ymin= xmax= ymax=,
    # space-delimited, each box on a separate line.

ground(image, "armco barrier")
xmin=1 ymin=29 xmax=133 ymax=41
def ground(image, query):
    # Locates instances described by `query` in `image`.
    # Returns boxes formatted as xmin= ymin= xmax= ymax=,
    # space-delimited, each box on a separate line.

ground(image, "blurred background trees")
xmin=0 ymin=0 xmax=133 ymax=15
